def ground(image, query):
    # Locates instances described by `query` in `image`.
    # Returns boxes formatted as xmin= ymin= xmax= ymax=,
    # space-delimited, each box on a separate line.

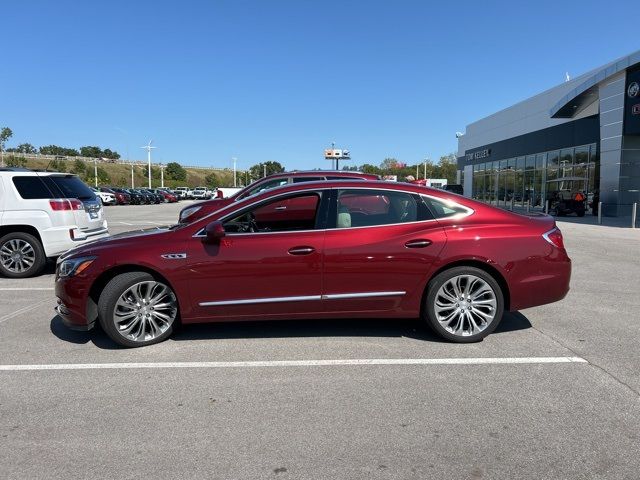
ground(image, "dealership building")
xmin=456 ymin=50 xmax=640 ymax=216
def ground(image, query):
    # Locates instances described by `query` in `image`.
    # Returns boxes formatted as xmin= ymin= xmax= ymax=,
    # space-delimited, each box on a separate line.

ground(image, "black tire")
xmin=0 ymin=232 xmax=46 ymax=278
xmin=423 ymin=266 xmax=504 ymax=343
xmin=98 ymin=271 xmax=178 ymax=348
xmin=576 ymin=210 xmax=585 ymax=217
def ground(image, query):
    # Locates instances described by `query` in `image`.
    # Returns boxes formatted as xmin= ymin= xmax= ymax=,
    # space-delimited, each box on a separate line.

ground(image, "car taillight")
xmin=49 ymin=199 xmax=84 ymax=211
xmin=543 ymin=227 xmax=565 ymax=249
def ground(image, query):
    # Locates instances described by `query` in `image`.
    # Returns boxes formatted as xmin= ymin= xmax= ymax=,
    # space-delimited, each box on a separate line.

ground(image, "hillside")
xmin=1 ymin=155 xmax=242 ymax=188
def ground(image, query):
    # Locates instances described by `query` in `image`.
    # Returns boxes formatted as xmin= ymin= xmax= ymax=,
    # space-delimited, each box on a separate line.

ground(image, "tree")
xmin=86 ymin=166 xmax=110 ymax=186
xmin=359 ymin=163 xmax=382 ymax=175
xmin=249 ymin=161 xmax=284 ymax=179
xmin=205 ymin=173 xmax=219 ymax=188
xmin=435 ymin=153 xmax=458 ymax=183
xmin=80 ymin=146 xmax=103 ymax=158
xmin=165 ymin=162 xmax=187 ymax=181
xmin=7 ymin=143 xmax=37 ymax=154
xmin=102 ymin=148 xmax=120 ymax=160
xmin=380 ymin=158 xmax=401 ymax=170
xmin=39 ymin=145 xmax=80 ymax=156
xmin=0 ymin=127 xmax=13 ymax=166
xmin=72 ymin=159 xmax=86 ymax=173
xmin=6 ymin=156 xmax=27 ymax=167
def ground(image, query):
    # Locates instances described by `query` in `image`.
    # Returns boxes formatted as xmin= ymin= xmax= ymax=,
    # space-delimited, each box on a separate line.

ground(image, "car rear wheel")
xmin=98 ymin=272 xmax=178 ymax=347
xmin=0 ymin=232 xmax=46 ymax=278
xmin=424 ymin=266 xmax=504 ymax=343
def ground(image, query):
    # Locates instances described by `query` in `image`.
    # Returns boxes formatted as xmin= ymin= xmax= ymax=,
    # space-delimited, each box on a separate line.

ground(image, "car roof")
xmin=264 ymin=170 xmax=379 ymax=180
xmin=243 ymin=179 xmax=456 ymax=203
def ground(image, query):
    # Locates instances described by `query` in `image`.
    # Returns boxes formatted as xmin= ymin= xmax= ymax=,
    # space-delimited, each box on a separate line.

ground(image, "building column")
xmin=598 ymin=71 xmax=626 ymax=215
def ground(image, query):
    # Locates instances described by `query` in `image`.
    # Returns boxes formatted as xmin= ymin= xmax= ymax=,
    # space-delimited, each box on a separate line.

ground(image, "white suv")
xmin=0 ymin=168 xmax=109 ymax=278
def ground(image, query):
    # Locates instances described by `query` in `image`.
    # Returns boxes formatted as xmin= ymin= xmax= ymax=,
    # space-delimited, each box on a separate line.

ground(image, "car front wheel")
xmin=98 ymin=272 xmax=179 ymax=347
xmin=424 ymin=266 xmax=504 ymax=343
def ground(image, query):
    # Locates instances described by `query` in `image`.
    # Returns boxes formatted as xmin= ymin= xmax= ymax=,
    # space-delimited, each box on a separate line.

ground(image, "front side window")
xmin=224 ymin=193 xmax=321 ymax=234
xmin=335 ymin=189 xmax=426 ymax=228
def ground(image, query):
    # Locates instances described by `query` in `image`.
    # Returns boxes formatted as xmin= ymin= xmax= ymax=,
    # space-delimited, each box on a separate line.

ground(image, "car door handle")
xmin=274 ymin=206 xmax=287 ymax=210
xmin=288 ymin=246 xmax=315 ymax=255
xmin=404 ymin=239 xmax=432 ymax=248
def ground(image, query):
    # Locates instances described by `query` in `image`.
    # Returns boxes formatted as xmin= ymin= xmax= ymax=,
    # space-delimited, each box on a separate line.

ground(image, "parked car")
xmin=191 ymin=187 xmax=210 ymax=200
xmin=91 ymin=187 xmax=116 ymax=206
xmin=178 ymin=170 xmax=380 ymax=224
xmin=174 ymin=187 xmax=190 ymax=199
xmin=130 ymin=189 xmax=154 ymax=204
xmin=152 ymin=188 xmax=178 ymax=203
xmin=101 ymin=187 xmax=130 ymax=205
xmin=123 ymin=189 xmax=145 ymax=205
xmin=0 ymin=168 xmax=108 ymax=278
xmin=55 ymin=179 xmax=571 ymax=347
xmin=141 ymin=189 xmax=163 ymax=204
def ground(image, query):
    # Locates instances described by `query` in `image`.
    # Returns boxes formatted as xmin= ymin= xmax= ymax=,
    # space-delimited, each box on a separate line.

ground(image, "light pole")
xmin=160 ymin=164 xmax=165 ymax=188
xmin=232 ymin=157 xmax=237 ymax=187
xmin=94 ymin=158 xmax=98 ymax=187
xmin=131 ymin=163 xmax=135 ymax=188
xmin=141 ymin=140 xmax=156 ymax=188
xmin=424 ymin=157 xmax=430 ymax=180
xmin=263 ymin=164 xmax=267 ymax=178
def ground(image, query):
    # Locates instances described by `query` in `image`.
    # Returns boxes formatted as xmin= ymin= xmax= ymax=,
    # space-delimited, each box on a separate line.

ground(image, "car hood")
xmin=59 ymin=227 xmax=175 ymax=260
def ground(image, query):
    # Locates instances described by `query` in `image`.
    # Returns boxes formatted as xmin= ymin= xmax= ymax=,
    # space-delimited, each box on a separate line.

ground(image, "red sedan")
xmin=55 ymin=180 xmax=571 ymax=347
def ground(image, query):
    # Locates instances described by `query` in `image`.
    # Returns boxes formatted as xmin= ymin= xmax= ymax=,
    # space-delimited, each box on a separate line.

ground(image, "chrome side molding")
xmin=199 ymin=291 xmax=406 ymax=307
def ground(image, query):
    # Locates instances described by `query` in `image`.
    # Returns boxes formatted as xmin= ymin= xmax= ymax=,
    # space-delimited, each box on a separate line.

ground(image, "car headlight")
xmin=57 ymin=256 xmax=97 ymax=278
xmin=179 ymin=206 xmax=202 ymax=222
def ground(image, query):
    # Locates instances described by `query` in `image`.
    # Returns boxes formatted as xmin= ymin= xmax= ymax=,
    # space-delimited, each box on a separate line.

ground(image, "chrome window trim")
xmin=199 ymin=291 xmax=407 ymax=307
xmin=191 ymin=185 xmax=474 ymax=238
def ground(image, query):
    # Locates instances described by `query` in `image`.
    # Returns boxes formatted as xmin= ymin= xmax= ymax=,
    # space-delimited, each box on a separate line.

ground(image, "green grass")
xmin=2 ymin=155 xmax=239 ymax=188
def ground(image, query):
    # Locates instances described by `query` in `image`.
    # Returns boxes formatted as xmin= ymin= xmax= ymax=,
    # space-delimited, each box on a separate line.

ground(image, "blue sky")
xmin=1 ymin=0 xmax=637 ymax=170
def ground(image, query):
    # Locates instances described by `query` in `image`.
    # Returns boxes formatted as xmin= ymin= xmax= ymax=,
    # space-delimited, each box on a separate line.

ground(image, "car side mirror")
xmin=203 ymin=221 xmax=225 ymax=243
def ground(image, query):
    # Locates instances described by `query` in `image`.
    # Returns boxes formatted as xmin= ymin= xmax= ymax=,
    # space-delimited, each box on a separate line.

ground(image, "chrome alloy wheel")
xmin=433 ymin=274 xmax=497 ymax=337
xmin=0 ymin=239 xmax=36 ymax=273
xmin=113 ymin=281 xmax=178 ymax=343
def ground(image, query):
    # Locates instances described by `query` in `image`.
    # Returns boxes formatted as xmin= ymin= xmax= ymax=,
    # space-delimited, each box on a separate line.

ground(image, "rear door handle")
xmin=275 ymin=206 xmax=287 ymax=210
xmin=404 ymin=239 xmax=432 ymax=248
xmin=288 ymin=246 xmax=315 ymax=255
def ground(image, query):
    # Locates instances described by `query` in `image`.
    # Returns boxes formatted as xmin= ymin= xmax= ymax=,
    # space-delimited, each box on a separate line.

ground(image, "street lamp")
xmin=141 ymin=140 xmax=156 ymax=188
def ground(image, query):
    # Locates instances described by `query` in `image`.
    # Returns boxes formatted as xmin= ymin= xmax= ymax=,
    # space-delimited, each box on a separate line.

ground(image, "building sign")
xmin=465 ymin=148 xmax=491 ymax=162
xmin=324 ymin=148 xmax=351 ymax=159
xmin=624 ymin=68 xmax=640 ymax=135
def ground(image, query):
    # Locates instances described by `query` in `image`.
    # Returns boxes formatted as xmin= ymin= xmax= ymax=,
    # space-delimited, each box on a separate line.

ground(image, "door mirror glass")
xmin=203 ymin=221 xmax=226 ymax=243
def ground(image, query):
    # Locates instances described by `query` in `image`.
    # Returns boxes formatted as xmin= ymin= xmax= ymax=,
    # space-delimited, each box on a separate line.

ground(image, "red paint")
xmin=55 ymin=180 xmax=571 ymax=331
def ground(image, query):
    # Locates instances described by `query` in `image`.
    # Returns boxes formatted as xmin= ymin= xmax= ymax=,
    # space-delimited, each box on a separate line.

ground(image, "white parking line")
xmin=0 ymin=299 xmax=52 ymax=325
xmin=0 ymin=357 xmax=588 ymax=371
xmin=0 ymin=288 xmax=54 ymax=291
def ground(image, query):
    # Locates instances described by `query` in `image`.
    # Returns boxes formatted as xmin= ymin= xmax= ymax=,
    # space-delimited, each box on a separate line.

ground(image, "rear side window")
xmin=292 ymin=177 xmax=323 ymax=183
xmin=43 ymin=176 xmax=95 ymax=200
xmin=242 ymin=178 xmax=289 ymax=198
xmin=12 ymin=177 xmax=54 ymax=199
xmin=422 ymin=196 xmax=471 ymax=219
xmin=326 ymin=176 xmax=366 ymax=181
xmin=335 ymin=189 xmax=431 ymax=228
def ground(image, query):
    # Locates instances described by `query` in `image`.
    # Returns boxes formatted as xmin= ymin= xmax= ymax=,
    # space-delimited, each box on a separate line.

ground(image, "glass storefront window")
xmin=468 ymin=143 xmax=598 ymax=212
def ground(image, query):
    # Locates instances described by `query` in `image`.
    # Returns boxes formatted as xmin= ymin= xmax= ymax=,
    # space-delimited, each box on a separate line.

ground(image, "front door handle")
xmin=288 ymin=246 xmax=315 ymax=255
xmin=405 ymin=239 xmax=432 ymax=248
xmin=274 ymin=206 xmax=287 ymax=210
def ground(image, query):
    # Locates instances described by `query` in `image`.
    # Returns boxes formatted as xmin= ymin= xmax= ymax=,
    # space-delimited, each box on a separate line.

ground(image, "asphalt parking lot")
xmin=1 ymin=202 xmax=639 ymax=479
